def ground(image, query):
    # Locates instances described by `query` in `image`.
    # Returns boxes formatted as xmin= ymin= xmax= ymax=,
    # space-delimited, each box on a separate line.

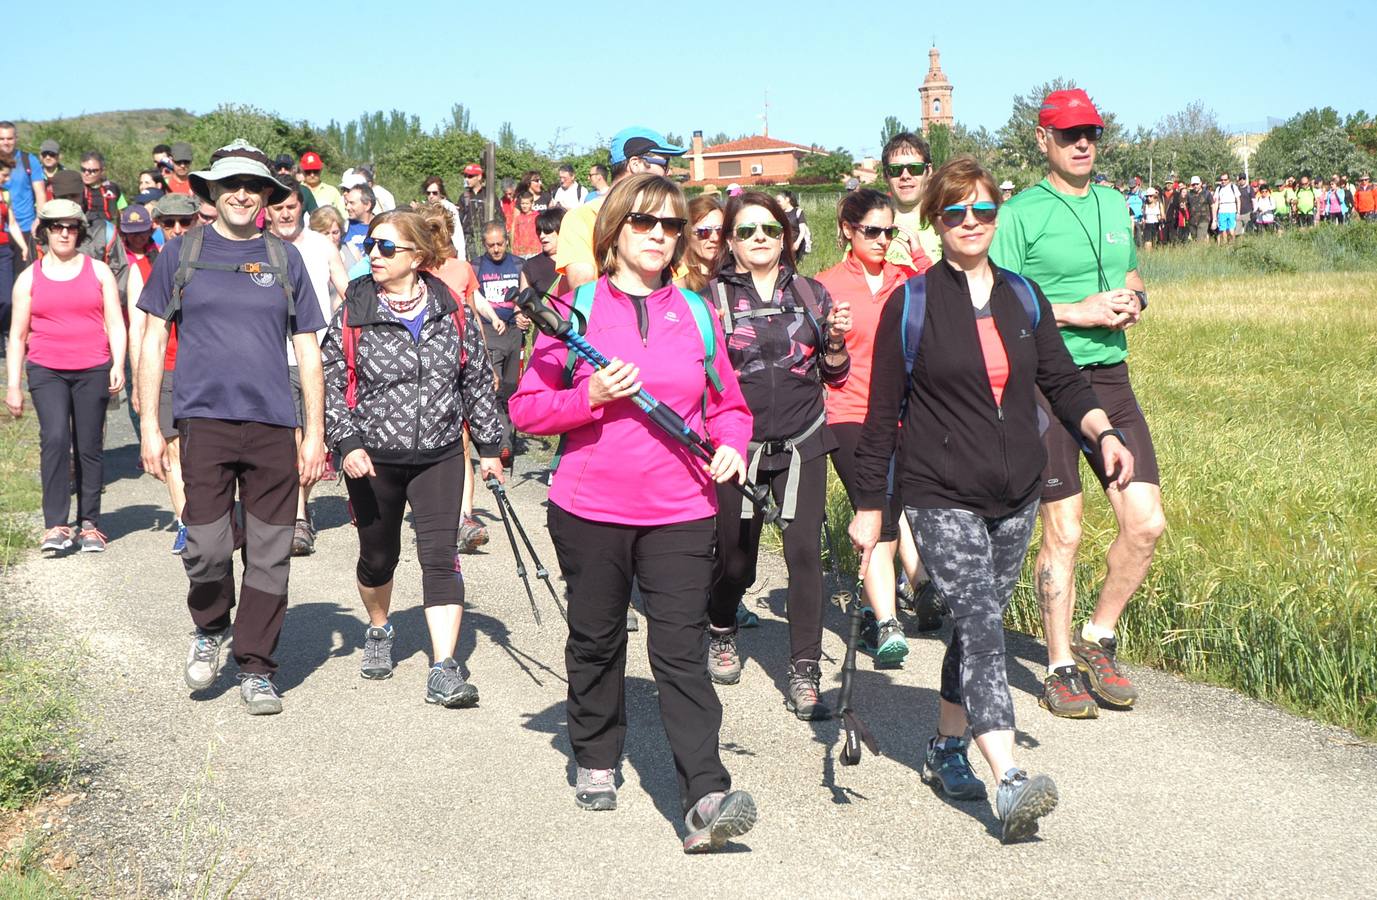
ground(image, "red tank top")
xmin=28 ymin=255 xmax=112 ymax=370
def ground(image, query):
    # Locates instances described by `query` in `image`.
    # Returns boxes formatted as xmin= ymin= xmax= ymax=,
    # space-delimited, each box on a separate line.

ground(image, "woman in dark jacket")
xmin=322 ymin=209 xmax=503 ymax=707
xmin=705 ymin=191 xmax=851 ymax=720
xmin=848 ymin=158 xmax=1134 ymax=843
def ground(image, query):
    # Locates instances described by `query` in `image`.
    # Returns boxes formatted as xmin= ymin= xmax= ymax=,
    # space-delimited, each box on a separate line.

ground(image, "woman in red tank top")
xmin=5 ymin=200 xmax=126 ymax=553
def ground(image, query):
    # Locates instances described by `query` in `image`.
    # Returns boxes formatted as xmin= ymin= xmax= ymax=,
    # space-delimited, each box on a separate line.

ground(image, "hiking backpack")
xmin=712 ymin=273 xmax=828 ymax=380
xmin=160 ymin=225 xmax=297 ymax=327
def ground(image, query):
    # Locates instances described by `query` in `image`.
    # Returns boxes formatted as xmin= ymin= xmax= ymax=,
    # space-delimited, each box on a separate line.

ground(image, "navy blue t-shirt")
xmin=476 ymin=253 xmax=523 ymax=323
xmin=137 ymin=228 xmax=325 ymax=428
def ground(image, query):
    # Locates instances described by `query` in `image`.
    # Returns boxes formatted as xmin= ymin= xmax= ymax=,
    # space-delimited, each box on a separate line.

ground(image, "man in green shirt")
xmin=881 ymin=131 xmax=941 ymax=270
xmin=1294 ymin=175 xmax=1317 ymax=226
xmin=990 ymin=88 xmax=1165 ymax=720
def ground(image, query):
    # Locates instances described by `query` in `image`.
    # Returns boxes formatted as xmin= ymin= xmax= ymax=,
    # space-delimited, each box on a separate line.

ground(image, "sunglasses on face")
xmin=538 ymin=228 xmax=557 ymax=236
xmin=80 ymin=167 xmax=102 ymax=175
xmin=1053 ymin=125 xmax=1104 ymax=144
xmin=624 ymin=212 xmax=686 ymax=238
xmin=219 ymin=175 xmax=271 ymax=193
xmin=692 ymin=225 xmax=723 ymax=239
xmin=641 ymin=155 xmax=669 ymax=168
xmin=47 ymin=221 xmax=82 ymax=234
xmin=41 ymin=151 xmax=58 ymax=158
xmin=363 ymin=237 xmax=416 ymax=258
xmin=851 ymin=224 xmax=899 ymax=241
xmin=884 ymin=162 xmax=930 ymax=179
xmin=159 ymin=217 xmax=194 ymax=228
xmin=733 ymin=221 xmax=784 ymax=240
xmin=939 ymin=202 xmax=999 ymax=228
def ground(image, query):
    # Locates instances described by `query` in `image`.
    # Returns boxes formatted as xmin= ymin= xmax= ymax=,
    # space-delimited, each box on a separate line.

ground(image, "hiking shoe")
xmin=1071 ymin=631 xmax=1139 ymax=708
xmin=238 ymin=673 xmax=283 ymax=716
xmin=574 ymin=767 xmax=617 ymax=811
xmin=426 ymin=658 xmax=479 ymax=708
xmin=626 ymin=608 xmax=640 ymax=633
xmin=735 ymin=600 xmax=760 ymax=628
xmin=456 ymin=515 xmax=489 ymax=553
xmin=859 ymin=608 xmax=879 ymax=652
xmin=1040 ymin=665 xmax=1099 ymax=719
xmin=707 ymin=628 xmax=742 ymax=685
xmin=40 ymin=526 xmax=74 ymax=553
xmin=77 ymin=522 xmax=107 ymax=553
xmin=683 ymin=790 xmax=757 ymax=854
xmin=873 ymin=618 xmax=909 ymax=666
xmin=784 ymin=660 xmax=830 ymax=720
xmin=996 ymin=770 xmax=1058 ymax=844
xmin=290 ymin=518 xmax=315 ymax=557
xmin=921 ymin=736 xmax=987 ymax=801
xmin=360 ymin=625 xmax=395 ymax=680
xmin=184 ymin=627 xmax=230 ymax=690
xmin=171 ymin=521 xmax=188 ymax=555
xmin=911 ymin=581 xmax=945 ymax=632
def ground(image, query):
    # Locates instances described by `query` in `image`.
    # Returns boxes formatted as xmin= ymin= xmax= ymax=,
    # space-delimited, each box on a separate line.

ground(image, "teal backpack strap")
xmin=552 ymin=281 xmax=599 ymax=476
xmin=678 ymin=287 xmax=723 ymax=393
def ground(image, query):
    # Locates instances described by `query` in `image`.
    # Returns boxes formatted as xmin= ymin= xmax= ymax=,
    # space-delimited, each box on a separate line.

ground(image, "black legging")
xmin=345 ymin=453 xmax=465 ymax=607
xmin=709 ymin=454 xmax=827 ymax=663
xmin=27 ymin=361 xmax=110 ymax=528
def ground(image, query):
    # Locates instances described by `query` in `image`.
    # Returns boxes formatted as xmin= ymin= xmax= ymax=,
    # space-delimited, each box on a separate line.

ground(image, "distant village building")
xmin=688 ymin=131 xmax=828 ymax=185
xmin=919 ymin=46 xmax=954 ymax=131
xmin=853 ymin=158 xmax=880 ymax=184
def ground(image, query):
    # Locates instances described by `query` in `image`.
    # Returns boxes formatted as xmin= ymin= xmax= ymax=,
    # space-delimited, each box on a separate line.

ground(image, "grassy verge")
xmin=0 ymin=414 xmax=42 ymax=566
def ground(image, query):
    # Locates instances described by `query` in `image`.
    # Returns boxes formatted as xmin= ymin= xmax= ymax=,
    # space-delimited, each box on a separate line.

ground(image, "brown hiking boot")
xmin=1040 ymin=665 xmax=1098 ymax=719
xmin=1071 ymin=631 xmax=1139 ymax=709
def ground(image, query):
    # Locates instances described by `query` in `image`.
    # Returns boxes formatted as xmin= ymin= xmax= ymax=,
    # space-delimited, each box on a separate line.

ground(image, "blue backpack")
xmin=900 ymin=269 xmax=1041 ymax=385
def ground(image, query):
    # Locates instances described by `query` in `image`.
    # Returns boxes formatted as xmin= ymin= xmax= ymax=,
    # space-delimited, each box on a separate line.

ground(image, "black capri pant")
xmin=830 ymin=422 xmax=900 ymax=542
xmin=345 ymin=453 xmax=466 ymax=607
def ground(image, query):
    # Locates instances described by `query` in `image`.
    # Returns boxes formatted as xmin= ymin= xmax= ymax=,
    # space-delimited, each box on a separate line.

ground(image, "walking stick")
xmin=512 ymin=287 xmax=779 ymax=524
xmin=485 ymin=476 xmax=567 ymax=625
xmin=822 ymin=509 xmax=879 ymax=767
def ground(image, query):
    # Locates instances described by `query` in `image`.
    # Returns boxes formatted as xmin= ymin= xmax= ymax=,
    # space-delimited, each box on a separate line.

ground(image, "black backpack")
xmin=160 ymin=226 xmax=297 ymax=331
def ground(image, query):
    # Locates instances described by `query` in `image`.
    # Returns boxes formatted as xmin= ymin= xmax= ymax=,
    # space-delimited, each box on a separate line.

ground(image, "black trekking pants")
xmin=904 ymin=501 xmax=1038 ymax=737
xmin=708 ymin=454 xmax=827 ymax=663
xmin=27 ymin=361 xmax=110 ymax=528
xmin=481 ymin=322 xmax=523 ymax=454
xmin=548 ymin=503 xmax=730 ymax=811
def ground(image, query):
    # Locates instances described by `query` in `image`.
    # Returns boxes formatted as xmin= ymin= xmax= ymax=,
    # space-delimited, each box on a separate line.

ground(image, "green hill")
xmin=13 ymin=109 xmax=198 ymax=190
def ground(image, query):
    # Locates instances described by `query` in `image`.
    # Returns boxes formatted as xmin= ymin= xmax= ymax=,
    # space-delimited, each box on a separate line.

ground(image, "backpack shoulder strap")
xmin=261 ymin=232 xmax=296 ymax=319
xmin=901 ymin=274 xmax=928 ymax=378
xmin=678 ymin=287 xmax=723 ymax=393
xmin=562 ymin=281 xmax=598 ymax=386
xmin=1002 ymin=270 xmax=1042 ymax=329
xmin=787 ymin=274 xmax=827 ymax=351
xmin=713 ymin=279 xmax=734 ymax=334
xmin=342 ymin=304 xmax=361 ymax=409
xmin=166 ymin=226 xmax=206 ymax=322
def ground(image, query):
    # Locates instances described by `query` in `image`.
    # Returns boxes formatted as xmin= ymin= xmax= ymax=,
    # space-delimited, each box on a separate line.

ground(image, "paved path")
xmin=6 ymin=409 xmax=1376 ymax=898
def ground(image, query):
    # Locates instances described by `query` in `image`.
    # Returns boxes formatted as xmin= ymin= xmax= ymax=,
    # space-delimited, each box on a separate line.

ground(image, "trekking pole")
xmin=486 ymin=477 xmax=541 ymax=627
xmin=513 ymin=287 xmax=778 ymax=524
xmin=822 ymin=507 xmax=879 ymax=767
xmin=486 ymin=476 xmax=567 ymax=623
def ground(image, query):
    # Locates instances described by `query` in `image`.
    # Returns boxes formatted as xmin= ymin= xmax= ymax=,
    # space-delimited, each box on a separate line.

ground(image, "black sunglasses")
xmin=851 ymin=224 xmax=899 ymax=241
xmin=80 ymin=167 xmax=103 ymax=174
xmin=939 ymin=202 xmax=999 ymax=228
xmin=218 ymin=175 xmax=272 ymax=193
xmin=624 ymin=212 xmax=686 ymax=238
xmin=363 ymin=237 xmax=416 ymax=258
xmin=1053 ymin=125 xmax=1104 ymax=144
xmin=159 ymin=217 xmax=195 ymax=228
xmin=884 ymin=162 xmax=930 ymax=179
xmin=733 ymin=222 xmax=784 ymax=240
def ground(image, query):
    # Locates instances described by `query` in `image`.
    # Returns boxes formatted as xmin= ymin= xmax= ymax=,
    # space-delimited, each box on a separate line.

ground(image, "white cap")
xmin=1189 ymin=175 xmax=1202 ymax=185
xmin=999 ymin=180 xmax=1015 ymax=191
xmin=340 ymin=168 xmax=367 ymax=189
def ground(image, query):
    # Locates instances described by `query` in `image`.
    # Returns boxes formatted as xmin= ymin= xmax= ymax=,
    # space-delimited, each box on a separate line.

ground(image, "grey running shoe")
xmin=784 ymin=660 xmax=830 ymax=720
xmin=184 ymin=628 xmax=230 ymax=690
xmin=290 ymin=518 xmax=315 ymax=557
xmin=996 ymin=770 xmax=1059 ymax=844
xmin=683 ymin=790 xmax=757 ymax=853
xmin=425 ymin=658 xmax=479 ymax=708
xmin=921 ymin=736 xmax=988 ymax=801
xmin=77 ymin=522 xmax=107 ymax=553
xmin=626 ymin=608 xmax=640 ymax=632
xmin=40 ymin=526 xmax=74 ymax=553
xmin=575 ymin=767 xmax=617 ymax=811
xmin=360 ymin=625 xmax=395 ymax=680
xmin=707 ymin=628 xmax=742 ymax=685
xmin=238 ymin=673 xmax=283 ymax=716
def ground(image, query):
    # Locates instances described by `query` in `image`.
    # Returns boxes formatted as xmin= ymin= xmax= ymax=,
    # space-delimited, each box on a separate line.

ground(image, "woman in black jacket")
xmin=322 ymin=210 xmax=504 ymax=707
xmin=705 ymin=192 xmax=851 ymax=720
xmin=848 ymin=158 xmax=1134 ymax=843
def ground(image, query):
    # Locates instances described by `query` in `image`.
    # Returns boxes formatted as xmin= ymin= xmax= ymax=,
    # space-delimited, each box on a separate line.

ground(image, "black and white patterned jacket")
xmin=322 ymin=273 xmax=503 ymax=466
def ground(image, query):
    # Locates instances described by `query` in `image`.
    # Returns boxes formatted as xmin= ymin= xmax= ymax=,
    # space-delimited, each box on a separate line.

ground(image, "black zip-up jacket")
xmin=855 ymin=261 xmax=1100 ymax=518
xmin=710 ymin=264 xmax=848 ymax=466
xmin=322 ymin=272 xmax=503 ymax=465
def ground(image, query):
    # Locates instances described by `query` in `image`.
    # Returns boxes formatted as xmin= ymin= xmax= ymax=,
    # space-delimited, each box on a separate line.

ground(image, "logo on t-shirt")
xmin=1105 ymin=229 xmax=1130 ymax=245
xmin=250 ymin=271 xmax=277 ymax=288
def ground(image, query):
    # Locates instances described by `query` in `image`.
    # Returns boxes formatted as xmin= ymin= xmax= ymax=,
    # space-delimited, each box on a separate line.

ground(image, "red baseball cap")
xmin=299 ymin=151 xmax=323 ymax=171
xmin=463 ymin=163 xmax=483 ymax=176
xmin=1038 ymin=89 xmax=1104 ymax=130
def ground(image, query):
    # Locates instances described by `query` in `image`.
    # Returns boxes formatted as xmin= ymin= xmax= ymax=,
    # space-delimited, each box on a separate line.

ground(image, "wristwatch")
xmin=1097 ymin=428 xmax=1127 ymax=449
xmin=1133 ymin=289 xmax=1148 ymax=309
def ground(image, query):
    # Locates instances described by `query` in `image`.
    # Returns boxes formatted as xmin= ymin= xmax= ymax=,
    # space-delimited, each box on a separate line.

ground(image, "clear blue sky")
xmin=11 ymin=0 xmax=1374 ymax=159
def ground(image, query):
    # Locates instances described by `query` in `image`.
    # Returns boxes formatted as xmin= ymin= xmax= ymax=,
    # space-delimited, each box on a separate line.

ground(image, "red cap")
xmin=1038 ymin=89 xmax=1104 ymax=129
xmin=463 ymin=163 xmax=483 ymax=177
xmin=299 ymin=151 xmax=323 ymax=171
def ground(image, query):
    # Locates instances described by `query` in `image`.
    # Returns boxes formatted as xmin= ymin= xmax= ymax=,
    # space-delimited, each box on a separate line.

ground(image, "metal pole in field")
xmin=483 ymin=142 xmax=496 ymax=225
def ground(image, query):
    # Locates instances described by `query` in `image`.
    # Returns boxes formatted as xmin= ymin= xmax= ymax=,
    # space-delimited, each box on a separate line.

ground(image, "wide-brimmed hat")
xmin=38 ymin=199 xmax=84 ymax=222
xmin=120 ymin=204 xmax=154 ymax=233
xmin=999 ymin=180 xmax=1015 ymax=191
xmin=189 ymin=139 xmax=292 ymax=205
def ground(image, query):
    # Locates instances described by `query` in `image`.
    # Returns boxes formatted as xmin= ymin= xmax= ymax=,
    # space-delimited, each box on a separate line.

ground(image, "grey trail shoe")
xmin=360 ymin=625 xmax=395 ymax=680
xmin=707 ymin=628 xmax=742 ymax=685
xmin=683 ymin=790 xmax=757 ymax=853
xmin=184 ymin=628 xmax=230 ymax=690
xmin=425 ymin=659 xmax=479 ymax=708
xmin=784 ymin=660 xmax=831 ymax=720
xmin=238 ymin=673 xmax=283 ymax=716
xmin=574 ymin=767 xmax=617 ymax=811
xmin=996 ymin=769 xmax=1059 ymax=844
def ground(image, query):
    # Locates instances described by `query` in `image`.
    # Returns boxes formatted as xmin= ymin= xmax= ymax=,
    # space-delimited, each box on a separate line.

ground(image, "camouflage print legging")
xmin=904 ymin=501 xmax=1038 ymax=736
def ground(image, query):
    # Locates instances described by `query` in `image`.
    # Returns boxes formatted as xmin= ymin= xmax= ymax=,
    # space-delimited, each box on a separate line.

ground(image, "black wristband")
xmin=1133 ymin=289 xmax=1148 ymax=309
xmin=1097 ymin=428 xmax=1126 ymax=449
xmin=825 ymin=339 xmax=847 ymax=354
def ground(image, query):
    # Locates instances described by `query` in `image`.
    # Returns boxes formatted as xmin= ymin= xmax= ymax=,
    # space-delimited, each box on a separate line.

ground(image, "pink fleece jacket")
xmin=510 ymin=277 xmax=752 ymax=526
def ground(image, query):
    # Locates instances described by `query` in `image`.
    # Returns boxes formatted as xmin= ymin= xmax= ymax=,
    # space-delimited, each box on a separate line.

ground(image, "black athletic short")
xmin=1037 ymin=361 xmax=1160 ymax=503
xmin=829 ymin=421 xmax=900 ymax=542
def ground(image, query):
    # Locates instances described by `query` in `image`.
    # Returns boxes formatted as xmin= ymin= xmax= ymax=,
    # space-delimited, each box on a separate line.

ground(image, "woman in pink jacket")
xmin=511 ymin=173 xmax=758 ymax=853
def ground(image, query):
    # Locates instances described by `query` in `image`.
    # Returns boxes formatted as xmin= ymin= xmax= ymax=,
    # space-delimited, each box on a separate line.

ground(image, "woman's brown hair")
xmin=415 ymin=203 xmax=458 ymax=261
xmin=679 ymin=193 xmax=722 ymax=292
xmin=367 ymin=209 xmax=445 ymax=270
xmin=592 ymin=173 xmax=688 ymax=278
xmin=919 ymin=156 xmax=1002 ymax=229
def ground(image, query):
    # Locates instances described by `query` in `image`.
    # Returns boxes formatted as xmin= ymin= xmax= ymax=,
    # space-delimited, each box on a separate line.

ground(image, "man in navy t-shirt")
xmin=474 ymin=220 xmax=525 ymax=460
xmin=136 ymin=139 xmax=327 ymax=716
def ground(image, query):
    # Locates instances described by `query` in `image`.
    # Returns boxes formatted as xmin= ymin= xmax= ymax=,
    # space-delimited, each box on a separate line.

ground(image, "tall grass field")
xmin=793 ymin=207 xmax=1377 ymax=738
